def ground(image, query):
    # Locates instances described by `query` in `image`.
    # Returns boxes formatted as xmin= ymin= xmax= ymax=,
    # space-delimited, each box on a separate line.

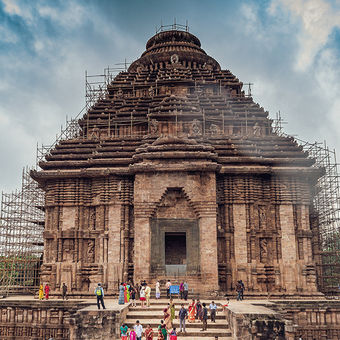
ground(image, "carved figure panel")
xmin=86 ymin=239 xmax=95 ymax=263
xmin=62 ymin=239 xmax=74 ymax=262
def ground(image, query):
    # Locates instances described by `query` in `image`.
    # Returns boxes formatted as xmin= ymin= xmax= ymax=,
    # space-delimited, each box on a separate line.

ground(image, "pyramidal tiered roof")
xmin=33 ymin=29 xmax=320 ymax=181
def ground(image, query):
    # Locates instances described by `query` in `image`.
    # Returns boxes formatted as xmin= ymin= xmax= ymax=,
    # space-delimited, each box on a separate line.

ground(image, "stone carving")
xmin=191 ymin=119 xmax=202 ymax=135
xmin=150 ymin=119 xmax=158 ymax=134
xmin=87 ymin=240 xmax=95 ymax=263
xmin=148 ymin=86 xmax=155 ymax=97
xmin=170 ymin=54 xmax=179 ymax=64
xmin=259 ymin=206 xmax=266 ymax=229
xmin=260 ymin=238 xmax=268 ymax=263
xmin=209 ymin=124 xmax=219 ymax=136
xmin=90 ymin=125 xmax=100 ymax=140
xmin=63 ymin=239 xmax=74 ymax=261
xmin=253 ymin=122 xmax=262 ymax=136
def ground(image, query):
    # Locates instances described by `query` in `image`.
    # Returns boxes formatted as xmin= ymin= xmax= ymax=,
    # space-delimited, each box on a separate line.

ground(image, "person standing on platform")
xmin=140 ymin=285 xmax=146 ymax=308
xmin=119 ymin=283 xmax=125 ymax=305
xmin=130 ymin=286 xmax=137 ymax=307
xmin=179 ymin=282 xmax=184 ymax=299
xmin=44 ymin=284 xmax=50 ymax=300
xmin=188 ymin=299 xmax=196 ymax=323
xmin=39 ymin=284 xmax=44 ymax=300
xmin=236 ymin=280 xmax=243 ymax=301
xmin=200 ymin=303 xmax=208 ymax=331
xmin=170 ymin=299 xmax=175 ymax=327
xmin=145 ymin=283 xmax=151 ymax=307
xmin=62 ymin=283 xmax=68 ymax=300
xmin=209 ymin=301 xmax=217 ymax=322
xmin=133 ymin=320 xmax=143 ymax=340
xmin=94 ymin=283 xmax=105 ymax=310
xmin=178 ymin=303 xmax=188 ymax=334
xmin=166 ymin=280 xmax=171 ymax=298
xmin=155 ymin=280 xmax=161 ymax=299
xmin=183 ymin=281 xmax=188 ymax=301
xmin=240 ymin=280 xmax=245 ymax=300
xmin=195 ymin=299 xmax=202 ymax=321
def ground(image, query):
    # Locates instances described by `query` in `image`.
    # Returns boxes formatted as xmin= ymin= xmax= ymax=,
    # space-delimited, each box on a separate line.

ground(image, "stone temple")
xmin=32 ymin=28 xmax=322 ymax=298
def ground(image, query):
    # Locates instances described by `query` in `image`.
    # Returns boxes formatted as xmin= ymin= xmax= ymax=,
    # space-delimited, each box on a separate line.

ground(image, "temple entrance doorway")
xmin=165 ymin=232 xmax=187 ymax=275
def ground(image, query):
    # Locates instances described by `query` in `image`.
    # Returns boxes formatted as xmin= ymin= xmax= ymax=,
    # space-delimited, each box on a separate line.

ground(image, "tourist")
xmin=222 ymin=298 xmax=230 ymax=311
xmin=200 ymin=303 xmax=208 ymax=331
xmin=133 ymin=320 xmax=143 ymax=340
xmin=196 ymin=299 xmax=202 ymax=321
xmin=44 ymin=284 xmax=50 ymax=300
xmin=188 ymin=299 xmax=196 ymax=323
xmin=209 ymin=301 xmax=217 ymax=322
xmin=170 ymin=299 xmax=175 ymax=327
xmin=179 ymin=281 xmax=184 ymax=299
xmin=124 ymin=283 xmax=130 ymax=303
xmin=119 ymin=282 xmax=125 ymax=305
xmin=178 ymin=303 xmax=188 ymax=333
xmin=62 ymin=283 xmax=68 ymax=300
xmin=166 ymin=280 xmax=171 ymax=298
xmin=158 ymin=320 xmax=168 ymax=340
xmin=129 ymin=329 xmax=136 ymax=340
xmin=169 ymin=327 xmax=177 ymax=340
xmin=39 ymin=284 xmax=44 ymax=300
xmin=140 ymin=285 xmax=146 ymax=308
xmin=155 ymin=280 xmax=161 ymax=299
xmin=236 ymin=280 xmax=243 ymax=301
xmin=145 ymin=283 xmax=151 ymax=307
xmin=144 ymin=324 xmax=154 ymax=340
xmin=130 ymin=286 xmax=137 ymax=307
xmin=120 ymin=323 xmax=129 ymax=340
xmin=183 ymin=281 xmax=188 ymax=301
xmin=94 ymin=283 xmax=106 ymax=309
xmin=164 ymin=304 xmax=172 ymax=329
xmin=240 ymin=280 xmax=245 ymax=300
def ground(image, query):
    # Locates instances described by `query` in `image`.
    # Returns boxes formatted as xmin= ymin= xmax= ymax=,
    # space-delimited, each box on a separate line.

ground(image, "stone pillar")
xmin=107 ymin=203 xmax=123 ymax=292
xmin=280 ymin=204 xmax=297 ymax=292
xmin=233 ymin=204 xmax=248 ymax=284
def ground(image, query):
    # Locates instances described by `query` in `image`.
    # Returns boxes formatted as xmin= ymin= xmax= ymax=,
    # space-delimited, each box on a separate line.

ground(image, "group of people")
xmin=38 ymin=282 xmax=68 ymax=301
xmin=38 ymin=283 xmax=50 ymax=300
xmin=119 ymin=280 xmax=152 ymax=308
xmin=165 ymin=280 xmax=189 ymax=300
xmin=120 ymin=320 xmax=179 ymax=340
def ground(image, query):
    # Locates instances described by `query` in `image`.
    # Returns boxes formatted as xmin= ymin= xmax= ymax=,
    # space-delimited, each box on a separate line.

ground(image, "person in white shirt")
xmin=209 ymin=301 xmax=217 ymax=322
xmin=166 ymin=280 xmax=171 ymax=298
xmin=155 ymin=280 xmax=161 ymax=299
xmin=134 ymin=320 xmax=143 ymax=340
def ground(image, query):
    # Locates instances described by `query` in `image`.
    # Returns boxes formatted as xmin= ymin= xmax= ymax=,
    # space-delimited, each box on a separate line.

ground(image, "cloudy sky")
xmin=0 ymin=0 xmax=340 ymax=192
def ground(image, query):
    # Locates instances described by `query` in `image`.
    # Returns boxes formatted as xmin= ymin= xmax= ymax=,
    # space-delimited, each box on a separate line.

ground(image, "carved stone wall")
xmin=41 ymin=175 xmax=134 ymax=296
xmin=217 ymin=174 xmax=318 ymax=296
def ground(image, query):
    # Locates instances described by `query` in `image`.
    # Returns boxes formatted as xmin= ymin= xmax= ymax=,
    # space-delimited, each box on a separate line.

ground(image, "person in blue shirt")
xmin=94 ymin=283 xmax=106 ymax=309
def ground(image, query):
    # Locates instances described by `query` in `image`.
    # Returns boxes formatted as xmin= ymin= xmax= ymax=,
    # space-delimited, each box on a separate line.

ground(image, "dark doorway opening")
xmin=165 ymin=232 xmax=186 ymax=265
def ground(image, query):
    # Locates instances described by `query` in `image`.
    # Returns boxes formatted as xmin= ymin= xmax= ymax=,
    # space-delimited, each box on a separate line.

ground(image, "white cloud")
xmin=1 ymin=0 xmax=32 ymax=21
xmin=1 ymin=0 xmax=21 ymax=16
xmin=270 ymin=0 xmax=340 ymax=71
xmin=0 ymin=25 xmax=18 ymax=43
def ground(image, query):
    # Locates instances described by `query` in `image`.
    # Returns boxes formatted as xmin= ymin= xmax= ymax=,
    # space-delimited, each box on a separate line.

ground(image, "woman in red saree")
xmin=145 ymin=324 xmax=154 ymax=340
xmin=188 ymin=299 xmax=196 ymax=323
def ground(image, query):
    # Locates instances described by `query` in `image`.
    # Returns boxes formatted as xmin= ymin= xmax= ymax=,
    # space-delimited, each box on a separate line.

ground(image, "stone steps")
xmin=123 ymin=299 xmax=232 ymax=338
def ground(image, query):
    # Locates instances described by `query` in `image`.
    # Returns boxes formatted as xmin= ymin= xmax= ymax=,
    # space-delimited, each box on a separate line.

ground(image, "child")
xmin=169 ymin=327 xmax=177 ymax=340
xmin=129 ymin=329 xmax=136 ymax=340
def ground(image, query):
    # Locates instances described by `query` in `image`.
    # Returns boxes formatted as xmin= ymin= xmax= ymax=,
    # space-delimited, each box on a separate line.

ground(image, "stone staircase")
xmin=124 ymin=298 xmax=233 ymax=339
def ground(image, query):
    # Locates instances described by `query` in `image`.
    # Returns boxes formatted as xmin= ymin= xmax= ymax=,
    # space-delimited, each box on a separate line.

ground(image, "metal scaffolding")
xmin=0 ymin=168 xmax=44 ymax=296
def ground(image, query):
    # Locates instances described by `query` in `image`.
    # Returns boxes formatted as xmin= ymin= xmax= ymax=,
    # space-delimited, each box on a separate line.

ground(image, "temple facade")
xmin=32 ymin=29 xmax=322 ymax=297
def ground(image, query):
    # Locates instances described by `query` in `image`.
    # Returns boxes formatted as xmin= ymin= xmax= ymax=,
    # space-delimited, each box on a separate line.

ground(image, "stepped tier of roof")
xmin=32 ymin=29 xmax=320 ymax=182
